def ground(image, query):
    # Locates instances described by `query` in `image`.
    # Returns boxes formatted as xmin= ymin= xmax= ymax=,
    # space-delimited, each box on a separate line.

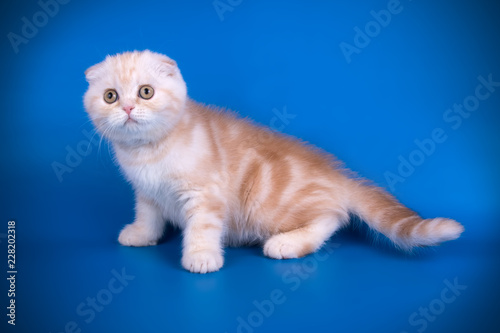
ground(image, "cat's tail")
xmin=347 ymin=181 xmax=464 ymax=250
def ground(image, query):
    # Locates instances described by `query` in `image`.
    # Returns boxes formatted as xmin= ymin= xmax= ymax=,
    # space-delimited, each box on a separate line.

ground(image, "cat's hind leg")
xmin=263 ymin=213 xmax=346 ymax=259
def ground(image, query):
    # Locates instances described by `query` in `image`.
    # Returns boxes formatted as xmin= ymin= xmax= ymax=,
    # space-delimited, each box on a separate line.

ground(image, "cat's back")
xmin=187 ymin=100 xmax=340 ymax=180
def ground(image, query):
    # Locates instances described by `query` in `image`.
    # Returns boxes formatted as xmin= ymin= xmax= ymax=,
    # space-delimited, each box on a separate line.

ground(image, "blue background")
xmin=1 ymin=0 xmax=500 ymax=332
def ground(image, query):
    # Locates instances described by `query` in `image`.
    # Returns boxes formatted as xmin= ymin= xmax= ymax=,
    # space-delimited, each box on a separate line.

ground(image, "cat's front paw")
xmin=118 ymin=223 xmax=159 ymax=247
xmin=181 ymin=250 xmax=224 ymax=273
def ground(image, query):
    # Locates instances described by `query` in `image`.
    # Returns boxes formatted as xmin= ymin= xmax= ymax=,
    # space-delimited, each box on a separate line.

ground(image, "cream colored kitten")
xmin=83 ymin=50 xmax=464 ymax=273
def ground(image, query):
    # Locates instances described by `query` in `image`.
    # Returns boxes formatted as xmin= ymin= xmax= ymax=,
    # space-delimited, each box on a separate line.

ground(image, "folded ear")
xmin=155 ymin=56 xmax=178 ymax=77
xmin=84 ymin=62 xmax=104 ymax=83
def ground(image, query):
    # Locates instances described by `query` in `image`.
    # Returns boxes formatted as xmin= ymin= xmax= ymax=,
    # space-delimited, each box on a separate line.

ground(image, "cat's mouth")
xmin=124 ymin=118 xmax=138 ymax=125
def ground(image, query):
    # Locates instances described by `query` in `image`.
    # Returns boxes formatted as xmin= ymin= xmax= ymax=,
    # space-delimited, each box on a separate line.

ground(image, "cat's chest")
xmin=114 ymin=143 xmax=202 ymax=225
xmin=121 ymin=160 xmax=172 ymax=195
xmin=123 ymin=162 xmax=185 ymax=220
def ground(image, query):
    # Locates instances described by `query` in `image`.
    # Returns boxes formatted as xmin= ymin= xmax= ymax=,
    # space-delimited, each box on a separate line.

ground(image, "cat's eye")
xmin=103 ymin=89 xmax=118 ymax=104
xmin=139 ymin=85 xmax=154 ymax=100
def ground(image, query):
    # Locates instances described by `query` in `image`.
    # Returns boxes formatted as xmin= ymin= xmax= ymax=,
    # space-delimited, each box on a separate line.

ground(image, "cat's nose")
xmin=123 ymin=105 xmax=135 ymax=115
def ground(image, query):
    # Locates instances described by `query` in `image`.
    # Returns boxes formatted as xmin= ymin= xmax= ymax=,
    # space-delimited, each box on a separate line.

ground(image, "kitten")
xmin=83 ymin=50 xmax=464 ymax=273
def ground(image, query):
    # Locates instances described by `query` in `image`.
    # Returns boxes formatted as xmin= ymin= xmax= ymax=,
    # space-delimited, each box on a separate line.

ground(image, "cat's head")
xmin=83 ymin=50 xmax=187 ymax=145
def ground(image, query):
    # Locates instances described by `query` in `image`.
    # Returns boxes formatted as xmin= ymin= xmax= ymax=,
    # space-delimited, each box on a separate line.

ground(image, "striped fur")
xmin=83 ymin=50 xmax=464 ymax=273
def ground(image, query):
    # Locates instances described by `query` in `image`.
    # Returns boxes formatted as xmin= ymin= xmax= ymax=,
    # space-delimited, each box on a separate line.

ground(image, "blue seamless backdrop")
xmin=1 ymin=0 xmax=499 ymax=332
